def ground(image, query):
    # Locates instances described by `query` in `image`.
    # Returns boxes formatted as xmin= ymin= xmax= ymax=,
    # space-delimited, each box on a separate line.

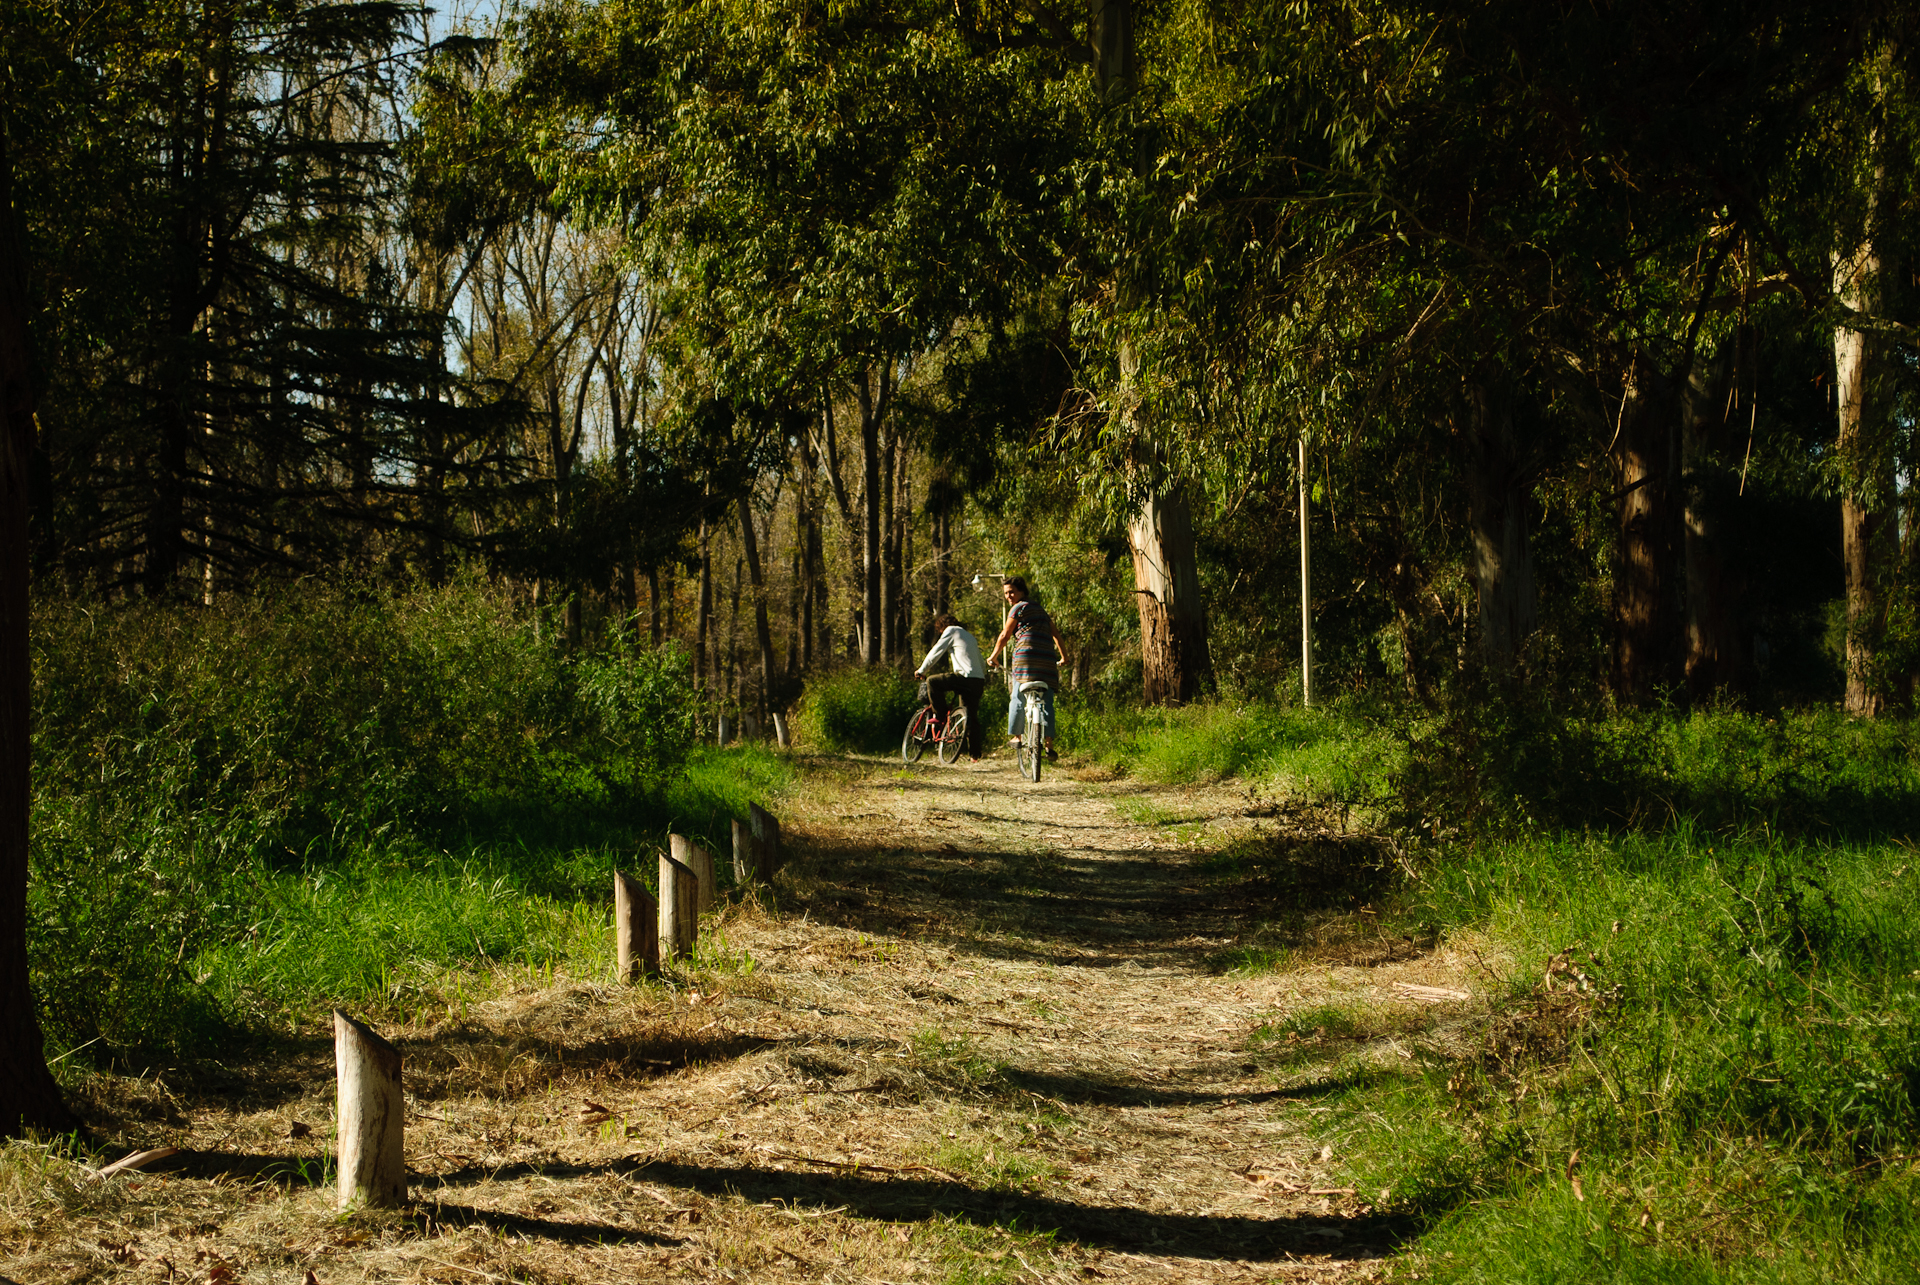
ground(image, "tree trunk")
xmin=1462 ymin=381 xmax=1538 ymax=667
xmin=696 ymin=512 xmax=712 ymax=693
xmin=881 ymin=428 xmax=897 ymax=662
xmin=856 ymin=364 xmax=893 ymax=665
xmin=1612 ymin=352 xmax=1681 ymax=704
xmin=1837 ymin=243 xmax=1887 ymax=717
xmin=0 ymin=128 xmax=75 ymax=1139
xmin=648 ymin=567 xmax=661 ymax=645
xmin=935 ymin=508 xmax=951 ymax=616
xmin=1682 ymin=342 xmax=1745 ymax=700
xmin=1128 ymin=488 xmax=1211 ymax=704
xmin=740 ymin=496 xmax=776 ymax=722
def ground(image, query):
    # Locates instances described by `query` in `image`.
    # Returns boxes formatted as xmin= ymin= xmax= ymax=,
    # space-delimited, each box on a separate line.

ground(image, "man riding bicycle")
xmin=914 ymin=612 xmax=988 ymax=762
xmin=985 ymin=576 xmax=1070 ymax=763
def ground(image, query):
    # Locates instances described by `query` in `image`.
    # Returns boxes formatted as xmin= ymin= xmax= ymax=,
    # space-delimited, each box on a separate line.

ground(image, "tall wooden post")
xmin=614 ymin=870 xmax=658 ymax=981
xmin=334 ymin=1011 xmax=405 ymax=1209
xmin=659 ymin=841 xmax=699 ymax=960
xmin=1298 ymin=436 xmax=1313 ymax=709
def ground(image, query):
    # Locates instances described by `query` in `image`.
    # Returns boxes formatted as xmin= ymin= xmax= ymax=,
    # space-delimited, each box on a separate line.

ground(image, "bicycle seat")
xmin=1017 ymin=681 xmax=1052 ymax=696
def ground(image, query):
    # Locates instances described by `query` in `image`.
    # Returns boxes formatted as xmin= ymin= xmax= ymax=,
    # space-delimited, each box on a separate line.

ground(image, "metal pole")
xmin=1298 ymin=436 xmax=1312 ymax=709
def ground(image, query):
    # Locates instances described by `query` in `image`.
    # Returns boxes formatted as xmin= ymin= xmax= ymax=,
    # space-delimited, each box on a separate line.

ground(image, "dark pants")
xmin=928 ymin=674 xmax=987 ymax=759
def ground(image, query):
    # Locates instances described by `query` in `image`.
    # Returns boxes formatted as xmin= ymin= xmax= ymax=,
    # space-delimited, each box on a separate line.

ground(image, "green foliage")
xmin=26 ymin=581 xmax=722 ymax=1057
xmin=794 ymin=667 xmax=923 ymax=754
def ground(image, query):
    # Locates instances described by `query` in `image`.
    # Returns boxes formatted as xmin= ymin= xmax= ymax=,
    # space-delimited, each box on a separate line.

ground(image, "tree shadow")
xmin=407 ymin=1153 xmax=1409 ymax=1260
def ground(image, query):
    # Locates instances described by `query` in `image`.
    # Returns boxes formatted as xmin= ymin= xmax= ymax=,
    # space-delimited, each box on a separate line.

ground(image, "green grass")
xmin=1323 ymin=713 xmax=1920 ymax=1281
xmin=1058 ymin=697 xmax=1400 ymax=801
xmin=1043 ymin=693 xmax=1920 ymax=1278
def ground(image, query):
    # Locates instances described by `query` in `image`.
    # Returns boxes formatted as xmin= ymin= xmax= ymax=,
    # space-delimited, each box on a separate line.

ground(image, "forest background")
xmin=4 ymin=0 xmax=1920 ymax=1279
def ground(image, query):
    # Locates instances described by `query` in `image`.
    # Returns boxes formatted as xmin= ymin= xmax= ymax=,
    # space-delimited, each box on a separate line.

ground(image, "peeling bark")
xmin=1128 ymin=488 xmax=1212 ymax=704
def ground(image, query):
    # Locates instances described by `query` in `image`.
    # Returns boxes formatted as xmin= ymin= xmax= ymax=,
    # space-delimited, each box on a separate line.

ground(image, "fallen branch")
xmin=88 ymin=1147 xmax=179 ymax=1183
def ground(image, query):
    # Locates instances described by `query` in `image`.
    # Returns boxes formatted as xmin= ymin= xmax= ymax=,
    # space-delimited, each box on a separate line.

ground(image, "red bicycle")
xmin=902 ymin=694 xmax=969 ymax=764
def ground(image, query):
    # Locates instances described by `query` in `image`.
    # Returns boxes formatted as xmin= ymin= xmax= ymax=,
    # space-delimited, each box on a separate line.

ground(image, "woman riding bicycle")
xmin=985 ymin=576 xmax=1070 ymax=762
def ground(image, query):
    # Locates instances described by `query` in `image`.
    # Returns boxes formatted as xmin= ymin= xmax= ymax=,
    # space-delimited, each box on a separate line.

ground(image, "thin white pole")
xmin=1298 ymin=436 xmax=1313 ymax=709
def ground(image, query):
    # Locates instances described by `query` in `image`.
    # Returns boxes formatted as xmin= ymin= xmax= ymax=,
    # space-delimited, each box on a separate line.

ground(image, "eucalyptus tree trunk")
xmin=1836 ymin=241 xmax=1888 ymax=717
xmin=1121 ymin=342 xmax=1213 ymax=704
xmin=816 ymin=399 xmax=863 ymax=660
xmin=1099 ymin=0 xmax=1211 ymax=704
xmin=1612 ymin=352 xmax=1681 ymax=704
xmin=880 ymin=425 xmax=897 ymax=661
xmin=856 ymin=364 xmax=893 ymax=665
xmin=1128 ymin=488 xmax=1212 ymax=704
xmin=739 ymin=495 xmax=776 ymax=722
xmin=0 ymin=129 xmax=76 ymax=1138
xmin=1462 ymin=381 xmax=1537 ymax=667
xmin=696 ymin=510 xmax=712 ymax=692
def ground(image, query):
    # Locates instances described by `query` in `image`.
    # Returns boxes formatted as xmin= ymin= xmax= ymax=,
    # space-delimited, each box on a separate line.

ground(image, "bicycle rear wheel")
xmin=938 ymin=711 xmax=967 ymax=763
xmin=1018 ymin=699 xmax=1042 ymax=781
xmin=902 ymin=707 xmax=931 ymax=763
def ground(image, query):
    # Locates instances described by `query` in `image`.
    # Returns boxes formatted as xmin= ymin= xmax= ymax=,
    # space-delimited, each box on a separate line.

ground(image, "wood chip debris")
xmin=1389 ymin=982 xmax=1470 ymax=1003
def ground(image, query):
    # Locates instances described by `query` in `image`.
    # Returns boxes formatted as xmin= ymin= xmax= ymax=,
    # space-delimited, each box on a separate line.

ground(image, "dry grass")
xmin=1 ymin=747 xmax=1479 ymax=1284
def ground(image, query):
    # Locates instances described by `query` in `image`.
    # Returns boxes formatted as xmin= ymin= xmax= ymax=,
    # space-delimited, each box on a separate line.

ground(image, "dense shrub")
xmin=27 ymin=580 xmax=702 ymax=1056
xmin=794 ymin=667 xmax=922 ymax=753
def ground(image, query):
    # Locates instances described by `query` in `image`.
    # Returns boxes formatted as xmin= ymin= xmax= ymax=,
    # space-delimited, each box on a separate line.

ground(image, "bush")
xmin=27 ymin=579 xmax=705 ymax=1057
xmin=794 ymin=667 xmax=921 ymax=753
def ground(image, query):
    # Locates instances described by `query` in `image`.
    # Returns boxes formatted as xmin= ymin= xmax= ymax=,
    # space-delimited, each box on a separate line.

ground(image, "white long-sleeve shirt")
xmin=917 ymin=625 xmax=987 ymax=679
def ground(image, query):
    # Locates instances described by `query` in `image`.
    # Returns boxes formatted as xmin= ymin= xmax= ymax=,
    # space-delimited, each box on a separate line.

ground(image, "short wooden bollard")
xmin=659 ymin=842 xmax=699 ymax=960
xmin=731 ymin=818 xmax=758 ymax=885
xmin=614 ymin=869 xmax=658 ymax=981
xmin=334 ymin=1011 xmax=405 ymax=1209
xmin=748 ymin=803 xmax=782 ymax=883
xmin=772 ymin=712 xmax=791 ymax=748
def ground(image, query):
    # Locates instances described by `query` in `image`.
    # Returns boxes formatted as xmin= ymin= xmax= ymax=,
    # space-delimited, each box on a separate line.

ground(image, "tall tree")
xmin=0 ymin=117 xmax=77 ymax=1137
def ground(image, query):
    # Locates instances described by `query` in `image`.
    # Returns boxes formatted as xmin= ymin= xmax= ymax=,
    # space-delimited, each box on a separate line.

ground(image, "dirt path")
xmin=3 ymin=752 xmax=1476 ymax=1285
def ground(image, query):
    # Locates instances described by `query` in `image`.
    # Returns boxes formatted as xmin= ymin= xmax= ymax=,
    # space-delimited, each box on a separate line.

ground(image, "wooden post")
xmin=748 ymin=804 xmax=781 ymax=883
xmin=334 ymin=1011 xmax=405 ymax=1209
xmin=659 ymin=842 xmax=699 ymax=960
xmin=772 ymin=712 xmax=791 ymax=748
xmin=614 ymin=870 xmax=658 ymax=982
xmin=717 ymin=713 xmax=734 ymax=746
xmin=682 ymin=838 xmax=715 ymax=917
xmin=732 ymin=818 xmax=759 ymax=885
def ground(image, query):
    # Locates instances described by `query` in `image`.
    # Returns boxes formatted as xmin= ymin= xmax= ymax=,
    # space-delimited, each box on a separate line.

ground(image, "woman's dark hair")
xmin=934 ymin=612 xmax=963 ymax=632
xmin=1005 ymin=575 xmax=1030 ymax=599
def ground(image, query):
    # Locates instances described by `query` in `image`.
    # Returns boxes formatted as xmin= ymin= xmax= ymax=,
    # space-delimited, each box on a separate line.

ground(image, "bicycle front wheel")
xmin=903 ymin=707 xmax=931 ymax=763
xmin=937 ymin=711 xmax=966 ymax=763
xmin=1018 ymin=703 xmax=1042 ymax=781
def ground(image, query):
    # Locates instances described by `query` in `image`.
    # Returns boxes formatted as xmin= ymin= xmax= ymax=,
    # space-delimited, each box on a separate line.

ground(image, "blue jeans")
xmin=1008 ymin=683 xmax=1055 ymax=742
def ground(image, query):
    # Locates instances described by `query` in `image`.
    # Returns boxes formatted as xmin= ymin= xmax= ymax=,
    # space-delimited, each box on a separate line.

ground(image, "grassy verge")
xmin=1056 ymin=696 xmax=1400 ymax=801
xmin=28 ymin=584 xmax=792 ymax=1060
xmin=1073 ymin=695 xmax=1920 ymax=1278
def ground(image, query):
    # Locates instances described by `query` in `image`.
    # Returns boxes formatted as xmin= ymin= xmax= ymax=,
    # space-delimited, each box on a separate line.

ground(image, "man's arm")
xmin=914 ymin=628 xmax=954 ymax=678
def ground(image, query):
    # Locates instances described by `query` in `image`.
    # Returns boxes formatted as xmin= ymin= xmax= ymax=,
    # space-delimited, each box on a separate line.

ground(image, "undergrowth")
xmin=28 ymin=582 xmax=789 ymax=1060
